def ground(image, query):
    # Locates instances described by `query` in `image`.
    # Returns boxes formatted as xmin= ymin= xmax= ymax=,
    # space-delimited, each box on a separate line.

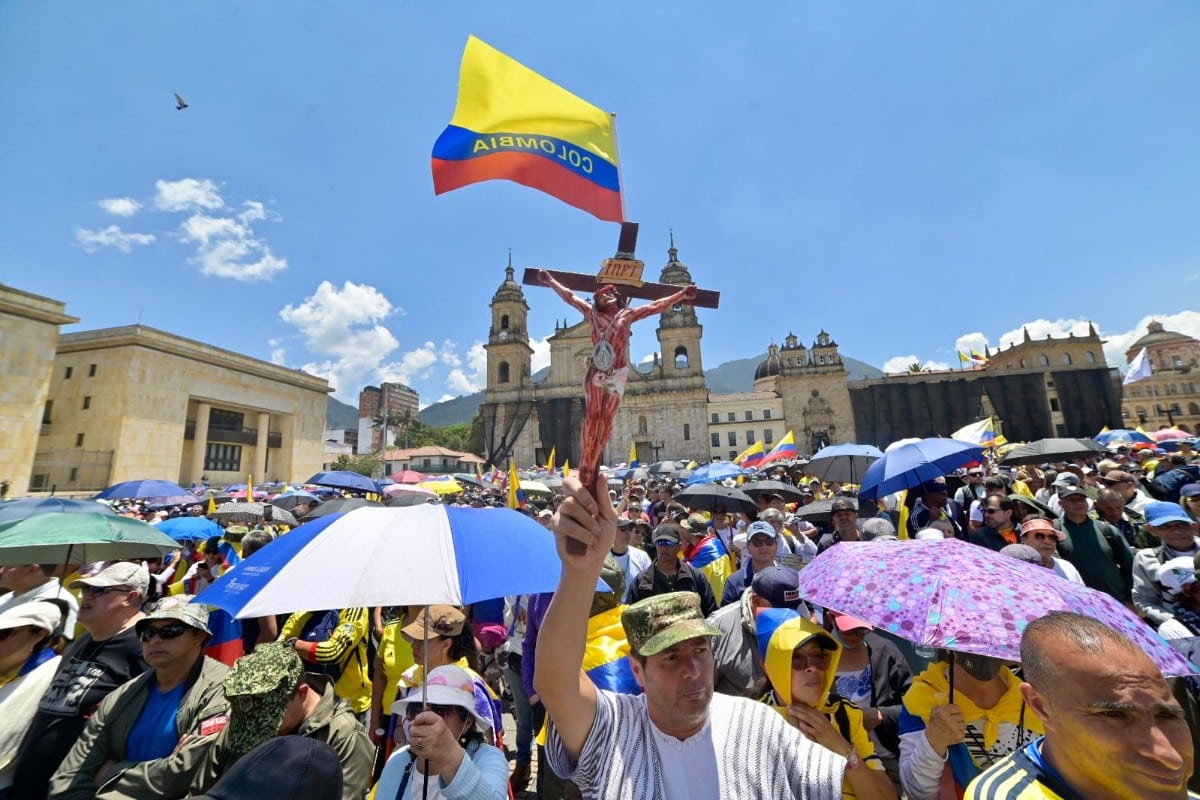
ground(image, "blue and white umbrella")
xmin=858 ymin=438 xmax=985 ymax=501
xmin=156 ymin=515 xmax=223 ymax=542
xmin=195 ymin=504 xmax=577 ymax=618
xmin=305 ymin=470 xmax=383 ymax=495
xmin=684 ymin=462 xmax=746 ymax=486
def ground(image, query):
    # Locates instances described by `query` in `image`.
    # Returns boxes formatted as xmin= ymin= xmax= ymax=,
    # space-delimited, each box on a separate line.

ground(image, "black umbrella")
xmin=792 ymin=498 xmax=873 ymax=524
xmin=999 ymin=438 xmax=1106 ymax=466
xmin=741 ymin=480 xmax=805 ymax=503
xmin=270 ymin=494 xmax=321 ymax=513
xmin=300 ymin=497 xmax=384 ymax=520
xmin=674 ymin=484 xmax=757 ymax=515
xmin=648 ymin=460 xmax=683 ymax=475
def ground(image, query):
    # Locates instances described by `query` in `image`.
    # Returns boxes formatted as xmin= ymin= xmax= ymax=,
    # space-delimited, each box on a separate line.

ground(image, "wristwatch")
xmin=844 ymin=747 xmax=861 ymax=771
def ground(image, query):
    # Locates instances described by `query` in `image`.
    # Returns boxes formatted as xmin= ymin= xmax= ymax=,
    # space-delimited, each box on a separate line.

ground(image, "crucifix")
xmin=523 ymin=222 xmax=720 ymax=550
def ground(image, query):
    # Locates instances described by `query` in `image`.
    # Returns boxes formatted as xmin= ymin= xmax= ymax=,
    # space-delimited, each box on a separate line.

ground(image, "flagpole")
xmin=611 ymin=112 xmax=628 ymax=222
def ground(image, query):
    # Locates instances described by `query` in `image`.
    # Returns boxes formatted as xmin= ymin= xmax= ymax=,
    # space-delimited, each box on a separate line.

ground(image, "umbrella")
xmin=796 ymin=537 xmax=1197 ymax=677
xmin=999 ymin=438 xmax=1105 ymax=466
xmin=156 ymin=516 xmax=223 ymax=542
xmin=806 ymin=443 xmax=884 ymax=484
xmin=684 ymin=462 xmax=746 ymax=486
xmin=269 ymin=493 xmax=321 ymax=513
xmin=389 ymin=491 xmax=438 ymax=507
xmin=0 ymin=512 xmax=181 ymax=565
xmin=648 ymin=460 xmax=682 ymax=475
xmin=1158 ymin=438 xmax=1198 ymax=453
xmin=791 ymin=498 xmax=872 ymax=523
xmin=211 ymin=502 xmax=297 ymax=527
xmin=144 ymin=494 xmax=209 ymax=509
xmin=741 ymin=480 xmax=806 ymax=503
xmin=859 ymin=438 xmax=984 ymax=501
xmin=300 ymin=497 xmax=384 ymax=520
xmin=674 ymin=484 xmax=757 ymax=515
xmin=518 ymin=480 xmax=553 ymax=497
xmin=418 ymin=480 xmax=465 ymax=496
xmin=452 ymin=473 xmax=484 ymax=488
xmin=541 ymin=476 xmax=564 ymax=489
xmin=305 ymin=471 xmax=383 ymax=495
xmin=383 ymin=484 xmax=438 ymax=499
xmin=885 ymin=437 xmax=922 ymax=453
xmin=1154 ymin=428 xmax=1192 ymax=443
xmin=195 ymin=505 xmax=572 ymax=617
xmin=94 ymin=479 xmax=194 ymax=501
xmin=1095 ymin=429 xmax=1154 ymax=446
xmin=0 ymin=497 xmax=115 ymax=525
xmin=391 ymin=470 xmax=430 ymax=484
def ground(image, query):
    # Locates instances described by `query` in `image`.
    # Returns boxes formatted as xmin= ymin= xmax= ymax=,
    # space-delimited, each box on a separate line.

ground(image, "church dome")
xmin=755 ymin=343 xmax=783 ymax=381
xmin=1129 ymin=321 xmax=1196 ymax=352
xmin=659 ymin=233 xmax=694 ymax=286
xmin=491 ymin=263 xmax=526 ymax=305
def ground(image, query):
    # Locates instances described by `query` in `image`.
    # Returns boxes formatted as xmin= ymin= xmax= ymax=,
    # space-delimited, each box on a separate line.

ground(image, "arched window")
xmin=498 ymin=361 xmax=510 ymax=383
xmin=500 ymin=314 xmax=509 ymax=330
xmin=817 ymin=354 xmax=825 ymax=365
xmin=638 ymin=416 xmax=648 ymax=435
xmin=1039 ymin=354 xmax=1050 ymax=367
xmin=674 ymin=346 xmax=689 ymax=369
xmin=1062 ymin=353 xmax=1072 ymax=365
xmin=1085 ymin=351 xmax=1097 ymax=364
xmin=1136 ymin=406 xmax=1148 ymax=424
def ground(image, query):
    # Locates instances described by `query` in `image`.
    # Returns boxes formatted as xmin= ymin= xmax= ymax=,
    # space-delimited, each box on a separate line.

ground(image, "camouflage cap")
xmin=136 ymin=595 xmax=212 ymax=636
xmin=620 ymin=591 xmax=722 ymax=657
xmin=222 ymin=642 xmax=302 ymax=763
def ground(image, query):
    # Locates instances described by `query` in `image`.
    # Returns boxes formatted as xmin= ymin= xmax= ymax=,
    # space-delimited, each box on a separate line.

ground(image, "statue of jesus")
xmin=537 ymin=270 xmax=698 ymax=492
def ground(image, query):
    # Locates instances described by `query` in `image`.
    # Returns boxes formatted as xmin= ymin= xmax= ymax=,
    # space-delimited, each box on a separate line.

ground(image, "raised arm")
xmin=538 ymin=270 xmax=593 ymax=316
xmin=625 ymin=284 xmax=698 ymax=324
xmin=533 ymin=476 xmax=616 ymax=761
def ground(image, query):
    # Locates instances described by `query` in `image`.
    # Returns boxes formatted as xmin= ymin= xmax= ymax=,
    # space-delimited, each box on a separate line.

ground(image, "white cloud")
xmin=154 ymin=178 xmax=224 ymax=212
xmin=440 ymin=339 xmax=463 ymax=367
xmin=954 ymin=332 xmax=989 ymax=358
xmin=530 ymin=335 xmax=552 ymax=373
xmin=925 ymin=360 xmax=951 ymax=371
xmin=75 ymin=225 xmax=155 ymax=253
xmin=997 ymin=318 xmax=1095 ymax=349
xmin=279 ymin=280 xmax=401 ymax=395
xmin=377 ymin=341 xmax=440 ymax=386
xmin=1101 ymin=311 xmax=1200 ymax=368
xmin=882 ymin=355 xmax=922 ymax=373
xmin=97 ymin=197 xmax=141 ymax=217
xmin=446 ymin=341 xmax=488 ymax=394
xmin=176 ymin=201 xmax=287 ymax=282
xmin=267 ymin=338 xmax=287 ymax=365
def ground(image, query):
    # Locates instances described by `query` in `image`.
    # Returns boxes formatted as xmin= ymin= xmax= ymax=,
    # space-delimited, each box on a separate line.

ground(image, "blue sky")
xmin=3 ymin=2 xmax=1198 ymax=406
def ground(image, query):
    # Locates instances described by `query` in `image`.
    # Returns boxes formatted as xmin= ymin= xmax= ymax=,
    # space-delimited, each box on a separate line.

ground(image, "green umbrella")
xmin=0 ymin=512 xmax=180 ymax=565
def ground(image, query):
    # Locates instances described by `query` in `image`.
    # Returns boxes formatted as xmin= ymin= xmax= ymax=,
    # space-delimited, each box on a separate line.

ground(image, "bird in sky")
xmin=174 ymin=92 xmax=188 ymax=111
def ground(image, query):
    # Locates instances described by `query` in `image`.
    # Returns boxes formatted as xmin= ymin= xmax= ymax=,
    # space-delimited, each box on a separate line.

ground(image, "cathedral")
xmin=480 ymin=240 xmax=710 ymax=469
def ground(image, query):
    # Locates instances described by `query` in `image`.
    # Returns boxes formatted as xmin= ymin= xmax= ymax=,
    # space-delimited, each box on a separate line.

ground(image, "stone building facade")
xmin=480 ymin=242 xmax=710 ymax=468
xmin=36 ymin=325 xmax=331 ymax=491
xmin=357 ymin=382 xmax=420 ymax=453
xmin=706 ymin=391 xmax=785 ymax=461
xmin=752 ymin=332 xmax=856 ymax=454
xmin=0 ymin=286 xmax=78 ymax=498
xmin=1121 ymin=321 xmax=1200 ymax=433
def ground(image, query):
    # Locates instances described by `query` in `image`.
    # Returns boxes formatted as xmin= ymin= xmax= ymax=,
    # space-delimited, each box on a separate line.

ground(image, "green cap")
xmin=221 ymin=642 xmax=302 ymax=762
xmin=136 ymin=595 xmax=211 ymax=636
xmin=620 ymin=591 xmax=722 ymax=657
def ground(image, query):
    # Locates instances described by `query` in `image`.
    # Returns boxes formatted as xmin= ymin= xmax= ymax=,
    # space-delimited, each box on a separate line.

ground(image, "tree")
xmin=907 ymin=362 xmax=924 ymax=373
xmin=331 ymin=453 xmax=381 ymax=477
xmin=371 ymin=405 xmax=404 ymax=449
xmin=466 ymin=409 xmax=485 ymax=457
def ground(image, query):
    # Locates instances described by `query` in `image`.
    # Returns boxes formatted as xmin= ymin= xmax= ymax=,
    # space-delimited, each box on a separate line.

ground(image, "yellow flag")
xmin=246 ymin=474 xmax=253 ymax=501
xmin=206 ymin=492 xmax=216 ymax=515
xmin=507 ymin=460 xmax=522 ymax=509
xmin=546 ymin=446 xmax=556 ymax=472
xmin=563 ymin=459 xmax=570 ymax=478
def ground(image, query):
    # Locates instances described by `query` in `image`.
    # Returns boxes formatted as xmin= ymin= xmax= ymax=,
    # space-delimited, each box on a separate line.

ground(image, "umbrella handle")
xmin=948 ymin=651 xmax=955 ymax=704
xmin=422 ymin=605 xmax=431 ymax=800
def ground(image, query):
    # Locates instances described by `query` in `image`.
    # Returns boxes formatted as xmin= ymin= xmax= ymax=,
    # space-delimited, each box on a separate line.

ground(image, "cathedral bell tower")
xmin=485 ymin=256 xmax=534 ymax=390
xmin=655 ymin=234 xmax=703 ymax=377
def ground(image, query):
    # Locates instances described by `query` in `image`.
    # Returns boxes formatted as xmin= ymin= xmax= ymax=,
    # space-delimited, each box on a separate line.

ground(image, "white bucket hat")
xmin=390 ymin=664 xmax=491 ymax=735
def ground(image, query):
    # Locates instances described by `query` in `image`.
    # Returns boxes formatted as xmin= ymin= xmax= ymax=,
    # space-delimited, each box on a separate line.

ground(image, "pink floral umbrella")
xmin=1154 ymin=427 xmax=1192 ymax=442
xmin=797 ymin=538 xmax=1197 ymax=677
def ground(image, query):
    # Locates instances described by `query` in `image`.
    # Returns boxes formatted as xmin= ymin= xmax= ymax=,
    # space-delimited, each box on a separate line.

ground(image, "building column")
xmin=255 ymin=412 xmax=270 ymax=480
xmin=191 ymin=402 xmax=210 ymax=483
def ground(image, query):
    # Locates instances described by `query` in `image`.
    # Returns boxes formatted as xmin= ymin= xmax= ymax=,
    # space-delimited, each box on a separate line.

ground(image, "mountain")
xmin=326 ymin=396 xmax=359 ymax=429
xmin=415 ymin=356 xmax=885 ymax=427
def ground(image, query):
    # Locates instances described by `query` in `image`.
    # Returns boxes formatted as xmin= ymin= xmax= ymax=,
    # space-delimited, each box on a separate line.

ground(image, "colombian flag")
xmin=507 ymin=460 xmax=525 ymax=510
xmin=759 ymin=431 xmax=797 ymax=466
xmin=204 ymin=609 xmax=245 ymax=666
xmin=734 ymin=441 xmax=764 ymax=469
xmin=969 ymin=350 xmax=989 ymax=365
xmin=582 ymin=606 xmax=642 ymax=695
xmin=432 ymin=36 xmax=623 ymax=223
xmin=628 ymin=442 xmax=639 ymax=469
xmin=686 ymin=536 xmax=736 ymax=601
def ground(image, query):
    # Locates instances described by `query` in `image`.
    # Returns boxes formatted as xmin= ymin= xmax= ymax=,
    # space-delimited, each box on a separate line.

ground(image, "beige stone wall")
xmin=776 ymin=370 xmax=857 ymax=454
xmin=706 ymin=391 xmax=785 ymax=460
xmin=0 ymin=287 xmax=78 ymax=497
xmin=38 ymin=326 xmax=329 ymax=491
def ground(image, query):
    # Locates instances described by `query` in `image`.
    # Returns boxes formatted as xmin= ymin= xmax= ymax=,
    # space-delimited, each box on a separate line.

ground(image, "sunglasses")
xmin=82 ymin=585 xmax=132 ymax=598
xmin=138 ymin=622 xmax=192 ymax=642
xmin=1023 ymin=532 xmax=1057 ymax=542
xmin=404 ymin=703 xmax=458 ymax=721
xmin=791 ymin=651 xmax=833 ymax=670
xmin=748 ymin=537 xmax=776 ymax=547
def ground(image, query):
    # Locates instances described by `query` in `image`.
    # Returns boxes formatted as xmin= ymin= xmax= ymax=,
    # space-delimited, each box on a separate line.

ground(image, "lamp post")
xmin=651 ymin=440 xmax=665 ymax=462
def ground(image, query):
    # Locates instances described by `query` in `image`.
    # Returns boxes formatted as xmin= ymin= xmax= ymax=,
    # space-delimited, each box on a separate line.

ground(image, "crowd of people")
xmin=0 ymin=437 xmax=1198 ymax=798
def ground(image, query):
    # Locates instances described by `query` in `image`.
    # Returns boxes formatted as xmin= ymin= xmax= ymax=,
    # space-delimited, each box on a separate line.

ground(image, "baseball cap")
xmin=1056 ymin=484 xmax=1088 ymax=499
xmin=401 ymin=606 xmax=467 ymax=640
xmin=222 ymin=642 xmax=303 ymax=762
xmin=921 ymin=480 xmax=948 ymax=493
xmin=750 ymin=565 xmax=803 ymax=610
xmin=0 ymin=600 xmax=64 ymax=634
xmin=830 ymin=611 xmax=873 ymax=633
xmin=70 ymin=561 xmax=150 ymax=596
xmin=1145 ymin=501 xmax=1194 ymax=528
xmin=1020 ymin=517 xmax=1065 ymax=541
xmin=680 ymin=513 xmax=709 ymax=534
xmin=620 ymin=592 xmax=722 ymax=657
xmin=652 ymin=523 xmax=681 ymax=545
xmin=190 ymin=736 xmax=343 ymax=800
xmin=830 ymin=497 xmax=859 ymax=513
xmin=537 ymin=509 xmax=554 ymax=519
xmin=745 ymin=521 xmax=776 ymax=542
xmin=1180 ymin=483 xmax=1200 ymax=499
xmin=1053 ymin=473 xmax=1080 ymax=488
xmin=136 ymin=595 xmax=211 ymax=636
xmin=1158 ymin=556 xmax=1198 ymax=595
xmin=1100 ymin=470 xmax=1136 ymax=486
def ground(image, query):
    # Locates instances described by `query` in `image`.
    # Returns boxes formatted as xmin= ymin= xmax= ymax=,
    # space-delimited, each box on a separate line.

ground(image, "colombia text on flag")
xmin=432 ymin=36 xmax=623 ymax=223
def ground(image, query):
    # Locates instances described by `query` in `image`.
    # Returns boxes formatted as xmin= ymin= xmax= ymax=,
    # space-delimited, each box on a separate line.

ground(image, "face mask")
xmin=957 ymin=652 xmax=1003 ymax=682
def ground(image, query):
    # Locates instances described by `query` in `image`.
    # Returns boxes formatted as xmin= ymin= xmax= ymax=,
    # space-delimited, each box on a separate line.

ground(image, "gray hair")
xmin=861 ymin=518 xmax=895 ymax=541
xmin=759 ymin=507 xmax=785 ymax=524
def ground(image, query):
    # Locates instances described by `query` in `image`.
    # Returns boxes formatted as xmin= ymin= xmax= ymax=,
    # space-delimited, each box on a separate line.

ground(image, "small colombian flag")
xmin=432 ymin=36 xmax=623 ymax=223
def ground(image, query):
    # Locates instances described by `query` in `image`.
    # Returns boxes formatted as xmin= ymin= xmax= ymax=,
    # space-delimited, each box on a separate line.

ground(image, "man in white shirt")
xmin=0 ymin=564 xmax=78 ymax=641
xmin=536 ymin=476 xmax=844 ymax=800
xmin=611 ymin=518 xmax=651 ymax=603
